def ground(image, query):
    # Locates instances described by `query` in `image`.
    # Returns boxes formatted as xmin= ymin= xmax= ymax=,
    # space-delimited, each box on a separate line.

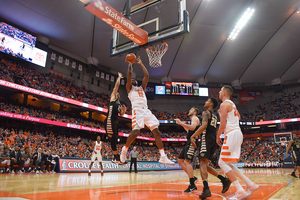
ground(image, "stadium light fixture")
xmin=228 ymin=8 xmax=255 ymax=40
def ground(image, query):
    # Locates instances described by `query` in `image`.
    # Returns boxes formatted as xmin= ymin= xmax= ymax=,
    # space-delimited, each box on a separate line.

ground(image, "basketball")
xmin=125 ymin=53 xmax=136 ymax=64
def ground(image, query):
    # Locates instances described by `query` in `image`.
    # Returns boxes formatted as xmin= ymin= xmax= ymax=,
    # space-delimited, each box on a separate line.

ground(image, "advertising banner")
xmin=239 ymin=90 xmax=262 ymax=104
xmin=84 ymin=0 xmax=148 ymax=45
xmin=59 ymin=158 xmax=181 ymax=172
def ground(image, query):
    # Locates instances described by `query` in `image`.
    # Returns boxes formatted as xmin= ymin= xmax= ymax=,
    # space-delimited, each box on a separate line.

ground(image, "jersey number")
xmin=233 ymin=107 xmax=238 ymax=116
xmin=138 ymin=90 xmax=144 ymax=97
xmin=210 ymin=115 xmax=217 ymax=128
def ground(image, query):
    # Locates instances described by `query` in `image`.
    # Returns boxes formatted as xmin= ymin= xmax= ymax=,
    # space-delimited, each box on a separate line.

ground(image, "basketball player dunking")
xmin=88 ymin=136 xmax=104 ymax=176
xmin=217 ymin=85 xmax=259 ymax=200
xmin=120 ymin=56 xmax=174 ymax=165
xmin=285 ymin=132 xmax=300 ymax=178
xmin=175 ymin=107 xmax=200 ymax=193
xmin=104 ymin=72 xmax=127 ymax=164
xmin=190 ymin=97 xmax=231 ymax=199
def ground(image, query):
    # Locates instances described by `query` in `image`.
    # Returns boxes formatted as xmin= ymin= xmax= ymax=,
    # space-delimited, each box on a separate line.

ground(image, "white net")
xmin=145 ymin=43 xmax=168 ymax=68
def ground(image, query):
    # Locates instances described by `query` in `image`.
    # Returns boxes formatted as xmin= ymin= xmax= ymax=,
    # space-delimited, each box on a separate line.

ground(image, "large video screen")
xmin=0 ymin=22 xmax=36 ymax=46
xmin=0 ymin=23 xmax=47 ymax=67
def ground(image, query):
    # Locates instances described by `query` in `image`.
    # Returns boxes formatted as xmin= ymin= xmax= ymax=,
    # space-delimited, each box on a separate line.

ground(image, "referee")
xmin=129 ymin=146 xmax=138 ymax=173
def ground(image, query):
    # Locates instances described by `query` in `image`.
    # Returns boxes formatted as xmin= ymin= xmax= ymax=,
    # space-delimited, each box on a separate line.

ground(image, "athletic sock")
xmin=203 ymin=180 xmax=209 ymax=189
xmin=189 ymin=177 xmax=195 ymax=186
xmin=123 ymin=146 xmax=129 ymax=152
xmin=218 ymin=174 xmax=226 ymax=182
xmin=232 ymin=180 xmax=244 ymax=193
xmin=89 ymin=170 xmax=91 ymax=172
xmin=159 ymin=149 xmax=166 ymax=157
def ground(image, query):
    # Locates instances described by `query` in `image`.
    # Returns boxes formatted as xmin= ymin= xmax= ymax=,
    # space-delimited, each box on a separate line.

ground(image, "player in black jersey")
xmin=286 ymin=132 xmax=300 ymax=178
xmin=175 ymin=107 xmax=200 ymax=193
xmin=190 ymin=97 xmax=231 ymax=199
xmin=104 ymin=72 xmax=127 ymax=164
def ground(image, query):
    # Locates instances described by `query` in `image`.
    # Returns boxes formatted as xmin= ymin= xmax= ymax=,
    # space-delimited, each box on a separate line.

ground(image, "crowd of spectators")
xmin=269 ymin=92 xmax=300 ymax=120
xmin=0 ymin=58 xmax=194 ymax=121
xmin=239 ymin=137 xmax=285 ymax=168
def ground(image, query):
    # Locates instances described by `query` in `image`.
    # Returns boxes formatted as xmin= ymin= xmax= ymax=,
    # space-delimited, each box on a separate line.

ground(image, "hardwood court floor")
xmin=0 ymin=168 xmax=299 ymax=200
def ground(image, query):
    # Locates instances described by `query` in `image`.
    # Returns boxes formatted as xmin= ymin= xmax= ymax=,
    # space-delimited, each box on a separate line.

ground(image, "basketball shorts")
xmin=292 ymin=151 xmax=300 ymax=166
xmin=104 ymin=118 xmax=118 ymax=138
xmin=178 ymin=140 xmax=196 ymax=161
xmin=219 ymin=129 xmax=243 ymax=163
xmin=132 ymin=107 xmax=159 ymax=131
xmin=91 ymin=152 xmax=102 ymax=162
xmin=199 ymin=133 xmax=218 ymax=160
xmin=1 ymin=160 xmax=10 ymax=165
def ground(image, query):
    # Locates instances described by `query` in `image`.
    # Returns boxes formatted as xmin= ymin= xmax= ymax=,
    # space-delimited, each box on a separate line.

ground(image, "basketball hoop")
xmin=145 ymin=42 xmax=168 ymax=68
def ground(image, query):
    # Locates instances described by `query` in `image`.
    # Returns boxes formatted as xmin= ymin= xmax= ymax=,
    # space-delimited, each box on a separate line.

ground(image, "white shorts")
xmin=220 ymin=129 xmax=243 ymax=163
xmin=132 ymin=107 xmax=159 ymax=131
xmin=1 ymin=160 xmax=10 ymax=165
xmin=91 ymin=152 xmax=102 ymax=162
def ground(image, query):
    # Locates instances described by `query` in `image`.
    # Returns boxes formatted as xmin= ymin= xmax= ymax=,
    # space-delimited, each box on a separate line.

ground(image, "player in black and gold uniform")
xmin=175 ymin=107 xmax=200 ymax=193
xmin=190 ymin=97 xmax=231 ymax=199
xmin=104 ymin=72 xmax=127 ymax=164
xmin=286 ymin=133 xmax=300 ymax=178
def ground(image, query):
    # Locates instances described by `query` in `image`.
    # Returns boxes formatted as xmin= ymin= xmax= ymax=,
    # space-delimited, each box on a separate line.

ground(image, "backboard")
xmin=110 ymin=0 xmax=189 ymax=57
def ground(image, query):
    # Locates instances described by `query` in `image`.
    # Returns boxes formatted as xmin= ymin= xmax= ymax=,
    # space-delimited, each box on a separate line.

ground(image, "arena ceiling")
xmin=1 ymin=0 xmax=300 ymax=86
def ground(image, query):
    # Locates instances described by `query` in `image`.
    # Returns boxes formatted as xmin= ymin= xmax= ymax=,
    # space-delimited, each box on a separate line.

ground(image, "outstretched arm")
xmin=126 ymin=62 xmax=133 ymax=93
xmin=190 ymin=111 xmax=210 ymax=147
xmin=285 ymin=140 xmax=294 ymax=157
xmin=111 ymin=72 xmax=123 ymax=101
xmin=136 ymin=57 xmax=149 ymax=90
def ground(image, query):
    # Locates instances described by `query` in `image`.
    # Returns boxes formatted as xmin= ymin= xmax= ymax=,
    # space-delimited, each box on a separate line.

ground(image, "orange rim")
xmin=145 ymin=43 xmax=168 ymax=53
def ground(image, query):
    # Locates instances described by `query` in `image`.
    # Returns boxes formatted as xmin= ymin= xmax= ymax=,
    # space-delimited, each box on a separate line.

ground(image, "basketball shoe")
xmin=184 ymin=184 xmax=197 ymax=193
xmin=158 ymin=156 xmax=175 ymax=165
xmin=228 ymin=191 xmax=250 ymax=200
xmin=246 ymin=183 xmax=259 ymax=195
xmin=120 ymin=146 xmax=127 ymax=163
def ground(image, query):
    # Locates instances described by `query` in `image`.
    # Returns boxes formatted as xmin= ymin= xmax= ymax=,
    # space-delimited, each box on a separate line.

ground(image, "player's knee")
xmin=132 ymin=130 xmax=140 ymax=137
xmin=218 ymin=158 xmax=231 ymax=173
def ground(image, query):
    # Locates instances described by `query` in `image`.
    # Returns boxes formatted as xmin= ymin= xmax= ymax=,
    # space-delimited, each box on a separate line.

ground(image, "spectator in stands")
xmin=33 ymin=148 xmax=45 ymax=173
xmin=23 ymin=147 xmax=33 ymax=172
xmin=10 ymin=146 xmax=24 ymax=173
xmin=0 ymin=147 xmax=10 ymax=173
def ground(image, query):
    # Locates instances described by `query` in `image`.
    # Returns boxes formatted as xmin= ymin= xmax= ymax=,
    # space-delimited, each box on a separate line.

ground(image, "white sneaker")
xmin=229 ymin=191 xmax=251 ymax=200
xmin=246 ymin=183 xmax=259 ymax=195
xmin=158 ymin=156 xmax=175 ymax=165
xmin=120 ymin=146 xmax=127 ymax=163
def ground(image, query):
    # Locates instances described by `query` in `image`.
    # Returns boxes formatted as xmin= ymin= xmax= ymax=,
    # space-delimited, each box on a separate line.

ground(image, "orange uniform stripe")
xmin=223 ymin=140 xmax=226 ymax=144
xmin=222 ymin=146 xmax=229 ymax=150
xmin=221 ymin=152 xmax=231 ymax=156
xmin=221 ymin=158 xmax=239 ymax=162
xmin=132 ymin=120 xmax=136 ymax=124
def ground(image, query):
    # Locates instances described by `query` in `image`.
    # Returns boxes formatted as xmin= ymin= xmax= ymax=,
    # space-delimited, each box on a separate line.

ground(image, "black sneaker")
xmin=194 ymin=176 xmax=199 ymax=184
xmin=291 ymin=172 xmax=298 ymax=178
xmin=184 ymin=184 xmax=197 ymax=193
xmin=199 ymin=188 xmax=212 ymax=199
xmin=221 ymin=178 xmax=231 ymax=194
xmin=101 ymin=172 xmax=104 ymax=176
xmin=88 ymin=171 xmax=91 ymax=176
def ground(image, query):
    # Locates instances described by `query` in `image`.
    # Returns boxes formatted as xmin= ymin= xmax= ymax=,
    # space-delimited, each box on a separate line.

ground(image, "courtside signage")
xmin=84 ymin=0 xmax=148 ymax=45
xmin=59 ymin=159 xmax=181 ymax=172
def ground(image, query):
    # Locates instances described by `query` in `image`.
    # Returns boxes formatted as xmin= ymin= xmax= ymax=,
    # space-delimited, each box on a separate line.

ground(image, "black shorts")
xmin=199 ymin=133 xmax=218 ymax=160
xmin=292 ymin=151 xmax=300 ymax=166
xmin=178 ymin=139 xmax=196 ymax=161
xmin=104 ymin=118 xmax=118 ymax=138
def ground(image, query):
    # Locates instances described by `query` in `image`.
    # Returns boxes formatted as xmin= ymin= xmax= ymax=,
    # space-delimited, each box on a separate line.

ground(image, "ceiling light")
xmin=228 ymin=8 xmax=255 ymax=40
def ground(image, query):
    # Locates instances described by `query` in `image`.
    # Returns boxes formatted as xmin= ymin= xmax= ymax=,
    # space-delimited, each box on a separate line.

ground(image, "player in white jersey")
xmin=217 ymin=85 xmax=259 ymax=200
xmin=120 ymin=56 xmax=174 ymax=165
xmin=88 ymin=136 xmax=104 ymax=176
